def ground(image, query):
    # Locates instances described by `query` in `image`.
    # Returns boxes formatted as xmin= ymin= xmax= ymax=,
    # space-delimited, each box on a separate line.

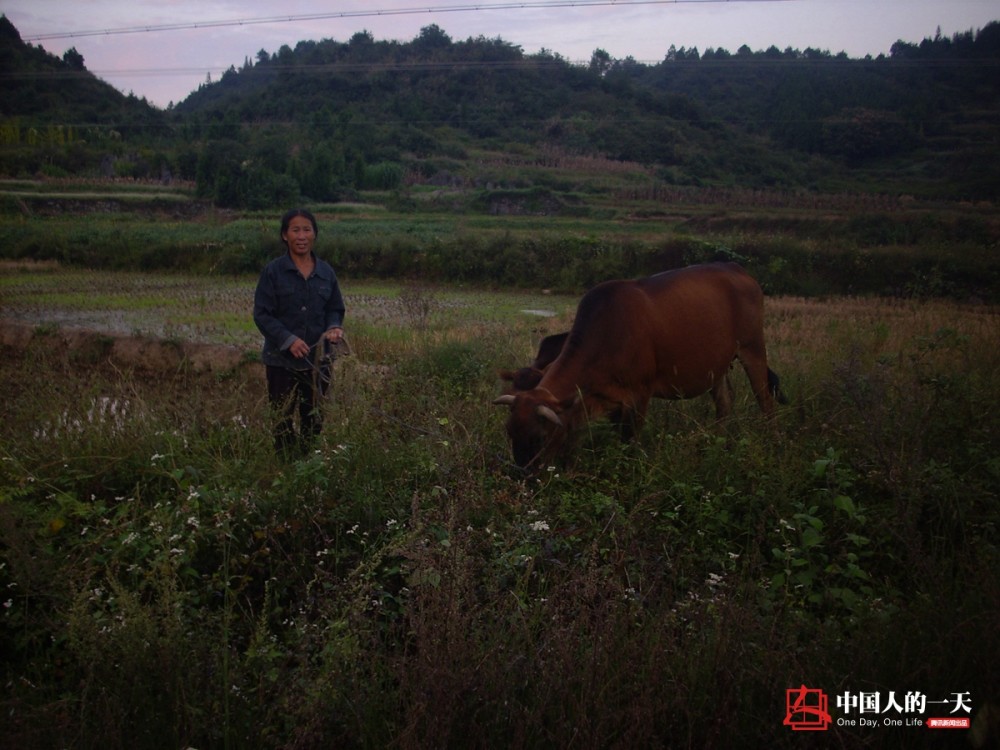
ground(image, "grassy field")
xmin=0 ymin=264 xmax=576 ymax=353
xmin=1 ymin=264 xmax=998 ymax=748
xmin=3 ymin=187 xmax=998 ymax=299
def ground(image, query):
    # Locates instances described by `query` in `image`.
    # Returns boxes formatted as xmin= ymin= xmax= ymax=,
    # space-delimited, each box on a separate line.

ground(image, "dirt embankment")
xmin=0 ymin=318 xmax=254 ymax=374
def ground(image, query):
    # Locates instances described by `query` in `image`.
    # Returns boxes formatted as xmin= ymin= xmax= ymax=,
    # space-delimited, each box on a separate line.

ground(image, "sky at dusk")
xmin=3 ymin=0 xmax=998 ymax=108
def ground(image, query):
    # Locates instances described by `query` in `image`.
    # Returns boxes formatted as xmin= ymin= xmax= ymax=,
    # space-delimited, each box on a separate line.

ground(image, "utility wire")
xmin=23 ymin=0 xmax=792 ymax=42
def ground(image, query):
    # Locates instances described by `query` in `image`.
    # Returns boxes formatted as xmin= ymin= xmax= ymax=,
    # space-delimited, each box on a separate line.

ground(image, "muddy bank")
xmin=0 ymin=318 xmax=255 ymax=374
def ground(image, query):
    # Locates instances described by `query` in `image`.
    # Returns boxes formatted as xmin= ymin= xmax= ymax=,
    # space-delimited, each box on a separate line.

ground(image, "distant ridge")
xmin=1 ymin=16 xmax=998 ymax=201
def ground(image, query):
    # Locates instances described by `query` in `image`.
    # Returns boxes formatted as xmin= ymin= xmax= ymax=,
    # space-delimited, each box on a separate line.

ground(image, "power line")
xmin=23 ymin=0 xmax=792 ymax=42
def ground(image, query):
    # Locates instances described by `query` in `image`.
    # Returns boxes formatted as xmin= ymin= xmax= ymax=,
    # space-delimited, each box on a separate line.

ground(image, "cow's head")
xmin=493 ymin=390 xmax=569 ymax=469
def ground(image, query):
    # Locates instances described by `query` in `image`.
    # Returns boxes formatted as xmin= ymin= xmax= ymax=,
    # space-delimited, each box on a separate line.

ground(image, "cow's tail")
xmin=768 ymin=368 xmax=789 ymax=405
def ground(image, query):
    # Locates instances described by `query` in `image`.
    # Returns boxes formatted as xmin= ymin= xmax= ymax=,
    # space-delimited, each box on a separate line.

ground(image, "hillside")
xmin=0 ymin=16 xmax=167 ymax=179
xmin=1 ymin=16 xmax=998 ymax=206
xmin=628 ymin=25 xmax=1000 ymax=198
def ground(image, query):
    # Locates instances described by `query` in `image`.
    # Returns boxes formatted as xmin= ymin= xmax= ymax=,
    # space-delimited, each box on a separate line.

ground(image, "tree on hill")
xmin=62 ymin=47 xmax=84 ymax=71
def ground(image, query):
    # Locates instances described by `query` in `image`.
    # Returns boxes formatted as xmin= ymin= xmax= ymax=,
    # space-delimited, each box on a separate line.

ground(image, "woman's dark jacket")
xmin=253 ymin=253 xmax=345 ymax=371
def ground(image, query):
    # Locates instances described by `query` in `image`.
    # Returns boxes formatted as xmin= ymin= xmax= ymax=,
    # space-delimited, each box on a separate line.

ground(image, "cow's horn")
xmin=493 ymin=394 xmax=516 ymax=406
xmin=536 ymin=405 xmax=563 ymax=426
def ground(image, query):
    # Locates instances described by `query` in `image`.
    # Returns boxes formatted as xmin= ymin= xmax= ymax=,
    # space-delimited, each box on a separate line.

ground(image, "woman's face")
xmin=283 ymin=215 xmax=316 ymax=258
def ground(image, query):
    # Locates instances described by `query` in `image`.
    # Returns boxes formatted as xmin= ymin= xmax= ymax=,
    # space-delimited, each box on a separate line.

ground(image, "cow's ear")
xmin=514 ymin=368 xmax=544 ymax=390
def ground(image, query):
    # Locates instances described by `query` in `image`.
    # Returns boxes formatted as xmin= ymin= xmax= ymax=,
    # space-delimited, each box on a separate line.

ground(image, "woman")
xmin=253 ymin=208 xmax=345 ymax=454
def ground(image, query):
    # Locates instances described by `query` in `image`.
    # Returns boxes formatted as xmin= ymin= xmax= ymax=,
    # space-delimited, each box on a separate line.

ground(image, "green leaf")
xmin=801 ymin=527 xmax=824 ymax=548
xmin=833 ymin=495 xmax=856 ymax=514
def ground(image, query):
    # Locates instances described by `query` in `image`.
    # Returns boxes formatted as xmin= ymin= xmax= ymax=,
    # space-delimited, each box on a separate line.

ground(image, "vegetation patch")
xmin=1 ymin=279 xmax=998 ymax=748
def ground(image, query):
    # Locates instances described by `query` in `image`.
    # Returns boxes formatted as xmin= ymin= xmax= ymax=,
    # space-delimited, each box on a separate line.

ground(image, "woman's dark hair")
xmin=280 ymin=208 xmax=319 ymax=245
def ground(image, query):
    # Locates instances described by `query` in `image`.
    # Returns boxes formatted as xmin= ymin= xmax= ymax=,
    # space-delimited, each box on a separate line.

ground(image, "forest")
xmin=2 ymin=14 xmax=999 ymax=207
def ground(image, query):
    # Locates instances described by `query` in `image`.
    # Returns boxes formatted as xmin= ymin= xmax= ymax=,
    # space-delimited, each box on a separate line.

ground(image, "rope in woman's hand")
xmin=302 ymin=333 xmax=351 ymax=386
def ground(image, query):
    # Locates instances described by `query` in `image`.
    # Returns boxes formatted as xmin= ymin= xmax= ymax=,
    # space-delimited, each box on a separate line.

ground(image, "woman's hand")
xmin=325 ymin=327 xmax=344 ymax=344
xmin=289 ymin=338 xmax=311 ymax=358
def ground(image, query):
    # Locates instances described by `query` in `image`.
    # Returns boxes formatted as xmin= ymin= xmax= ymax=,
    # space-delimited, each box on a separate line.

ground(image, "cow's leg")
xmin=711 ymin=373 xmax=735 ymax=419
xmin=611 ymin=397 xmax=648 ymax=442
xmin=736 ymin=345 xmax=777 ymax=415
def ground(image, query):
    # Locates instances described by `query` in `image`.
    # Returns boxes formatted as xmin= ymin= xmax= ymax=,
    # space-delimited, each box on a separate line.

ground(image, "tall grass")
xmin=1 ymin=293 xmax=998 ymax=748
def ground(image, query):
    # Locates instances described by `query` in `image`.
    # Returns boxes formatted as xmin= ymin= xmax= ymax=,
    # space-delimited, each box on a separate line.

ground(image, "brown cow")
xmin=493 ymin=263 xmax=785 ymax=469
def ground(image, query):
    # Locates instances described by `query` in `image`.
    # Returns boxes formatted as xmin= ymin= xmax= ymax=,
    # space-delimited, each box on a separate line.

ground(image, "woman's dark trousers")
xmin=266 ymin=364 xmax=330 ymax=455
